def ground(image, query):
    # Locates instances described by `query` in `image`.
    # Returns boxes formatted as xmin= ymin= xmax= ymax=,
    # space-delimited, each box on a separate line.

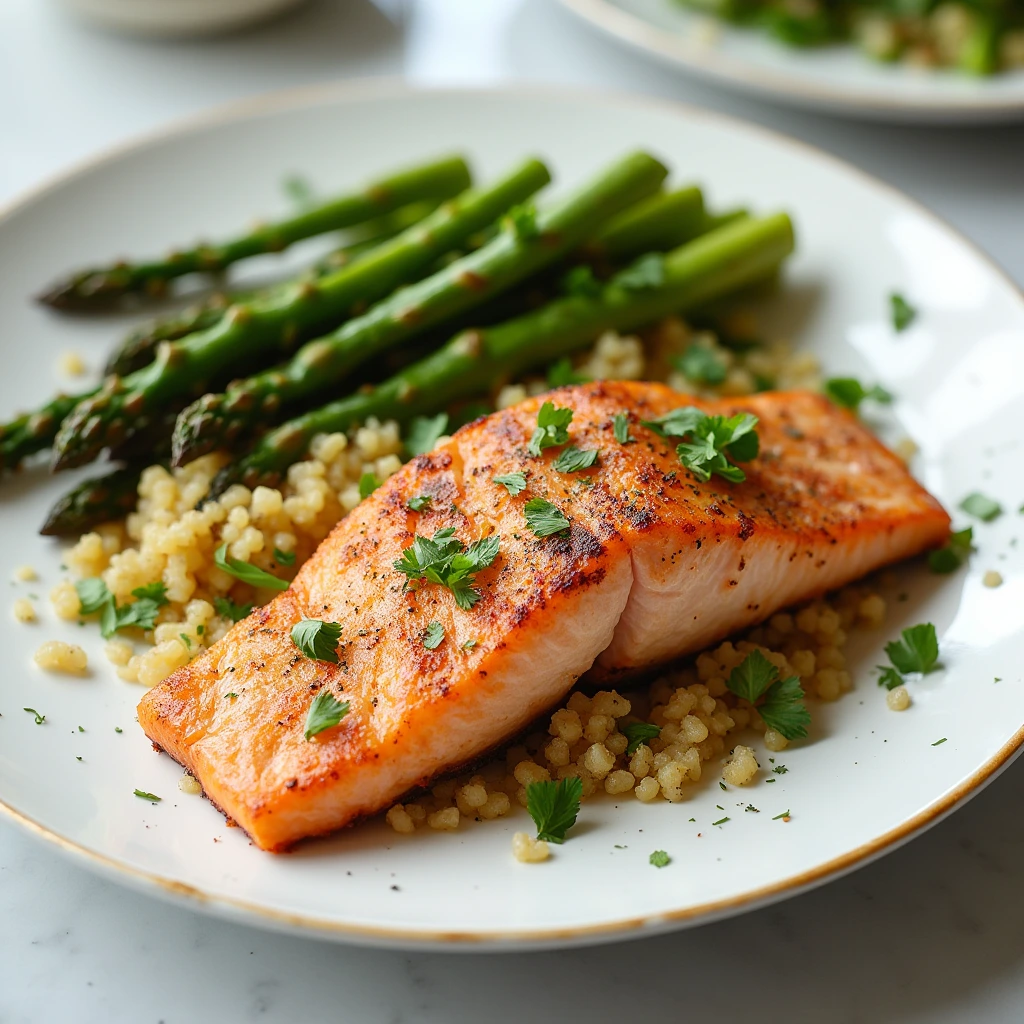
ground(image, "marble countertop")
xmin=1 ymin=1 xmax=1023 ymax=1020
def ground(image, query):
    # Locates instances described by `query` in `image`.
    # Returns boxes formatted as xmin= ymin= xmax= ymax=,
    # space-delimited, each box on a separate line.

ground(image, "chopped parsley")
xmin=422 ymin=621 xmax=444 ymax=650
xmin=960 ymin=492 xmax=1002 ymax=522
xmin=824 ymin=377 xmax=893 ymax=411
xmin=525 ymin=777 xmax=583 ymax=844
xmin=675 ymin=345 xmax=727 ymax=385
xmin=642 ymin=406 xmax=759 ymax=483
xmin=772 ymin=764 xmax=788 ymax=775
xmin=877 ymin=665 xmax=905 ymax=691
xmin=772 ymin=810 xmax=790 ymax=820
xmin=273 ymin=547 xmax=296 ymax=567
xmin=546 ymin=357 xmax=589 ymax=388
xmin=712 ymin=816 xmax=730 ymax=826
xmin=23 ymin=707 xmax=45 ymax=725
xmin=304 ymin=690 xmax=350 ymax=740
xmin=407 ymin=494 xmax=432 ymax=512
xmin=562 ymin=264 xmax=603 ymax=298
xmin=613 ymin=413 xmax=633 ymax=445
xmin=493 ymin=471 xmax=528 ymax=496
xmin=358 ymin=472 xmax=380 ymax=500
xmin=890 ymin=292 xmax=917 ymax=332
xmin=133 ymin=789 xmax=161 ymax=803
xmin=928 ymin=526 xmax=973 ymax=574
xmin=552 ymin=446 xmax=599 ymax=474
xmin=214 ymin=544 xmax=288 ymax=592
xmin=225 ymin=692 xmax=238 ymax=700
xmin=131 ymin=581 xmax=169 ymax=604
xmin=885 ymin=623 xmax=940 ymax=676
xmin=726 ymin=649 xmax=810 ymax=740
xmin=528 ymin=401 xmax=573 ymax=457
xmin=76 ymin=577 xmax=168 ymax=638
xmin=745 ymin=804 xmax=760 ymax=813
xmin=114 ymin=727 xmax=122 ymax=734
xmin=213 ymin=596 xmax=254 ymax=622
xmin=179 ymin=633 xmax=192 ymax=650
xmin=523 ymin=497 xmax=570 ymax=537
xmin=621 ymin=721 xmax=661 ymax=755
xmin=405 ymin=413 xmax=449 ymax=457
xmin=462 ymin=639 xmax=478 ymax=651
xmin=394 ymin=528 xmax=500 ymax=610
xmin=932 ymin=737 xmax=947 ymax=746
xmin=649 ymin=850 xmax=671 ymax=868
xmin=507 ymin=202 xmax=539 ymax=241
xmin=614 ymin=252 xmax=665 ymax=291
xmin=290 ymin=618 xmax=342 ymax=663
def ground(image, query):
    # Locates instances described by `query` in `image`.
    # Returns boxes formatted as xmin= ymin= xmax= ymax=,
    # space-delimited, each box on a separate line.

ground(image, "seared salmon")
xmin=138 ymin=382 xmax=950 ymax=850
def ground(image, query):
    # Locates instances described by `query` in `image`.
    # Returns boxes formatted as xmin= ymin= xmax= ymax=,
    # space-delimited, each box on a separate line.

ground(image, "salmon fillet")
xmin=138 ymin=381 xmax=950 ymax=850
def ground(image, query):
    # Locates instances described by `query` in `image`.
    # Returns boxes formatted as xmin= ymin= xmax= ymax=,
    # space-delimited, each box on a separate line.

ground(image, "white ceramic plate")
xmin=2 ymin=83 xmax=1023 ymax=951
xmin=560 ymin=0 xmax=1024 ymax=121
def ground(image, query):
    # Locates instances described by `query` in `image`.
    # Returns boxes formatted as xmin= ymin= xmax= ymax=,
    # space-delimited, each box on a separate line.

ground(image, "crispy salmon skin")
xmin=138 ymin=381 xmax=949 ymax=850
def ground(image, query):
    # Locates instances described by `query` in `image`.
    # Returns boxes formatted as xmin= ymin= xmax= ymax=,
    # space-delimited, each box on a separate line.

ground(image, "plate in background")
xmin=560 ymin=0 xmax=1024 ymax=121
xmin=1 ymin=83 xmax=1023 ymax=949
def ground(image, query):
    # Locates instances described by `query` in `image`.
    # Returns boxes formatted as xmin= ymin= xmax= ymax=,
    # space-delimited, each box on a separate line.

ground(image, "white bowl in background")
xmin=56 ymin=0 xmax=311 ymax=37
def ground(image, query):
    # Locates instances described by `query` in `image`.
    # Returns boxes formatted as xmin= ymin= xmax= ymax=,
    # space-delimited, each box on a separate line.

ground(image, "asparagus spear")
xmin=103 ymin=200 xmax=443 ymax=377
xmin=0 ymin=393 xmax=93 ymax=473
xmin=587 ymin=187 xmax=705 ymax=262
xmin=39 ymin=465 xmax=144 ymax=536
xmin=208 ymin=212 xmax=794 ymax=495
xmin=49 ymin=158 xmax=552 ymax=471
xmin=38 ymin=155 xmax=472 ymax=310
xmin=171 ymin=152 xmax=669 ymax=467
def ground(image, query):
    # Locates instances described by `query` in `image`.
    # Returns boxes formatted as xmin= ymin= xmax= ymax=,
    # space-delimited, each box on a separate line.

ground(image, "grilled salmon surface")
xmin=138 ymin=382 xmax=950 ymax=850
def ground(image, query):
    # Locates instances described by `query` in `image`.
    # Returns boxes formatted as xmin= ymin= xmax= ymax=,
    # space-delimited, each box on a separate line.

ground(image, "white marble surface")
xmin=1 ymin=1 xmax=1023 ymax=1020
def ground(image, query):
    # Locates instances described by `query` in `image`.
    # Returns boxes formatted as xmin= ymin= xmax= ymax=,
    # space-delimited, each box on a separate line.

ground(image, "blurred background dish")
xmin=559 ymin=0 xmax=1024 ymax=120
xmin=55 ymin=0 xmax=312 ymax=37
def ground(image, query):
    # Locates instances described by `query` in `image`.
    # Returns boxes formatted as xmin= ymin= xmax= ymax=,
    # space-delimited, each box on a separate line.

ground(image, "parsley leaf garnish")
xmin=290 ymin=619 xmax=342 ymax=663
xmin=890 ymin=292 xmax=917 ymax=332
xmin=393 ymin=529 xmax=500 ymax=610
xmin=273 ymin=547 xmax=296 ymax=567
xmin=526 ymin=777 xmax=583 ymax=844
xmin=824 ymin=377 xmax=893 ymax=411
xmin=614 ymin=252 xmax=664 ymax=291
xmin=462 ymin=639 xmax=477 ymax=651
xmin=494 ymin=471 xmax=527 ymax=496
xmin=772 ymin=764 xmax=788 ymax=775
xmin=214 ymin=596 xmax=253 ymax=622
xmin=885 ymin=623 xmax=939 ymax=675
xmin=675 ymin=345 xmax=727 ymax=385
xmin=621 ymin=721 xmax=661 ymax=755
xmin=304 ymin=690 xmax=350 ymax=740
xmin=547 ymin=357 xmax=589 ymax=388
xmin=759 ymin=676 xmax=811 ymax=740
xmin=133 ymin=789 xmax=161 ymax=803
xmin=507 ymin=203 xmax=539 ymax=241
xmin=725 ymin=648 xmax=778 ymax=702
xmin=613 ymin=413 xmax=633 ymax=444
xmin=407 ymin=494 xmax=432 ymax=512
xmin=877 ymin=665 xmax=905 ymax=691
xmin=422 ymin=621 xmax=444 ymax=650
xmin=359 ymin=473 xmax=380 ymax=500
xmin=405 ymin=412 xmax=449 ymax=457
xmin=726 ymin=649 xmax=810 ymax=740
xmin=553 ymin=446 xmax=599 ymax=473
xmin=75 ymin=578 xmax=111 ymax=615
xmin=529 ymin=401 xmax=573 ymax=457
xmin=78 ymin=578 xmax=167 ymax=638
xmin=960 ymin=492 xmax=1002 ymax=522
xmin=23 ymin=707 xmax=45 ymax=725
xmin=214 ymin=544 xmax=288 ymax=591
xmin=928 ymin=526 xmax=973 ymax=574
xmin=130 ymin=581 xmax=169 ymax=605
xmin=642 ymin=407 xmax=759 ymax=483
xmin=562 ymin=264 xmax=603 ymax=298
xmin=649 ymin=850 xmax=671 ymax=868
xmin=523 ymin=497 xmax=570 ymax=537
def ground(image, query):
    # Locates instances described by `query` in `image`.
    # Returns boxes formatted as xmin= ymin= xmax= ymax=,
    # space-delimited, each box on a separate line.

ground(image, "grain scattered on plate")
xmin=33 ymin=640 xmax=87 ymax=674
